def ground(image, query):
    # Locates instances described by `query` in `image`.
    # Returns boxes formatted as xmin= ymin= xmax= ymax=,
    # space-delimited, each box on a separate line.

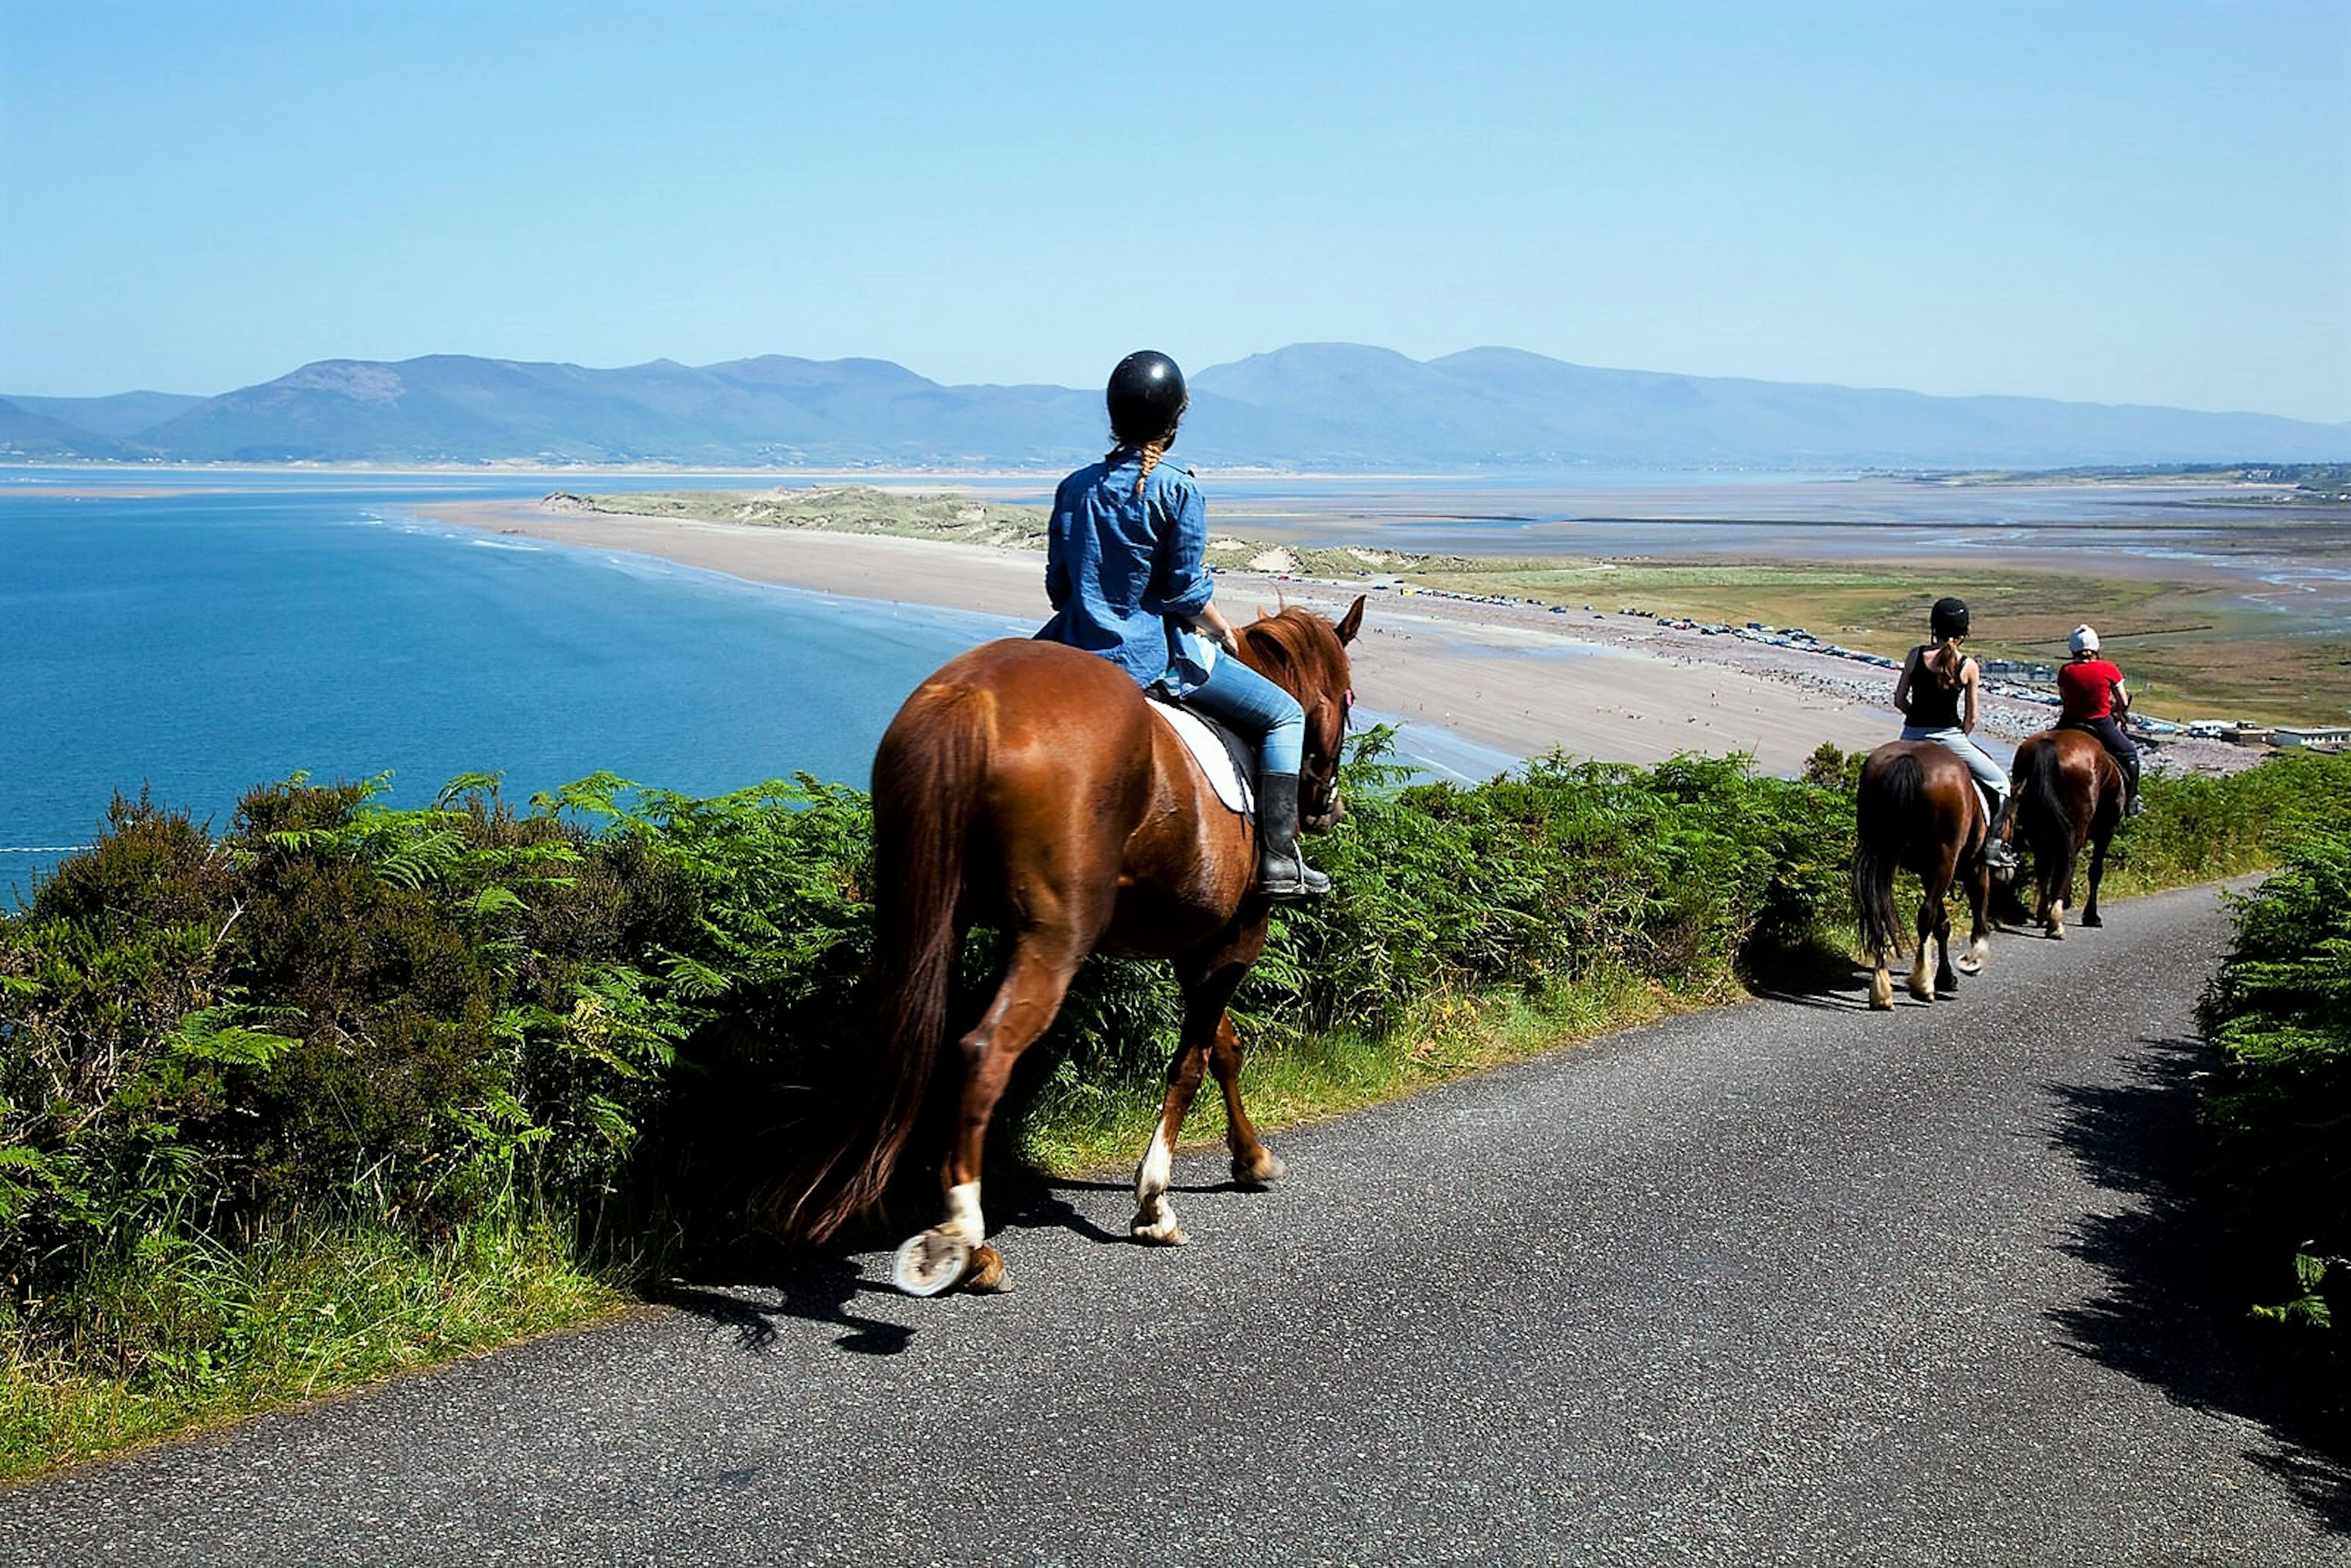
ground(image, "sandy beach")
xmin=418 ymin=497 xmax=2250 ymax=779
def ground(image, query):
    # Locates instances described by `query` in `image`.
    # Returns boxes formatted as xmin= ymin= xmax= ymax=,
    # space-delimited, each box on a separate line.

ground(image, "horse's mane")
xmin=1236 ymin=606 xmax=1339 ymax=689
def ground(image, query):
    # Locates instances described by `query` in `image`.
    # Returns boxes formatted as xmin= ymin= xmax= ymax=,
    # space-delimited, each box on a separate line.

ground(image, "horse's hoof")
xmin=1908 ymin=985 xmax=1935 ymax=1002
xmin=1131 ymin=1214 xmax=1190 ymax=1247
xmin=962 ymin=1244 xmax=1011 ymax=1294
xmin=891 ymin=1228 xmax=972 ymax=1297
xmin=1232 ymin=1150 xmax=1286 ymax=1188
xmin=2082 ymin=911 xmax=2102 ymax=928
xmin=2047 ymin=923 xmax=2066 ymax=940
xmin=1869 ymin=994 xmax=1894 ymax=1012
xmin=1955 ymin=954 xmax=1984 ymax=976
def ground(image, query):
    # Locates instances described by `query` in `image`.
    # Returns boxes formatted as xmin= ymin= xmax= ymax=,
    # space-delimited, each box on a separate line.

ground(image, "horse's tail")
xmin=2013 ymin=735 xmax=2072 ymax=862
xmin=783 ymin=685 xmax=990 ymax=1244
xmin=1851 ymin=751 xmax=1916 ymax=961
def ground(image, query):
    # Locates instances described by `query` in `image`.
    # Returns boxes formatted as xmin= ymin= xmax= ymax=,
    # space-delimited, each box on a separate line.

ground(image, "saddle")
xmin=1144 ymin=692 xmax=1256 ymax=816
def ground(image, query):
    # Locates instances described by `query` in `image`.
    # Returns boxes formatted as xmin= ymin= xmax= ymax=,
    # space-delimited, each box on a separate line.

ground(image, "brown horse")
xmin=1851 ymin=740 xmax=1996 ymax=1009
xmin=786 ymin=599 xmax=1365 ymax=1295
xmin=2004 ymin=726 xmax=2127 ymax=938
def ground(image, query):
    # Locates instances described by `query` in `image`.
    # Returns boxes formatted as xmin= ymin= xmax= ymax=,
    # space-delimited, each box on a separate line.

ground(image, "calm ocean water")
xmin=1 ymin=473 xmax=1043 ymax=899
xmin=0 ymin=470 xmax=1515 ymax=902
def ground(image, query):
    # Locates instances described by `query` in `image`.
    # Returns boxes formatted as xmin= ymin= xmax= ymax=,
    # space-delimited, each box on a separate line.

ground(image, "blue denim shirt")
xmin=1036 ymin=448 xmax=1220 ymax=696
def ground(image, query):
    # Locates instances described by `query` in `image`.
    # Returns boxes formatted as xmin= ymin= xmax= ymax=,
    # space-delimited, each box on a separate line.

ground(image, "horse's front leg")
xmin=1212 ymin=1010 xmax=1284 ymax=1188
xmin=2081 ymin=826 xmax=2112 ymax=928
xmin=1133 ymin=944 xmax=1270 ymax=1244
xmin=1131 ymin=1035 xmax=1210 ymax=1247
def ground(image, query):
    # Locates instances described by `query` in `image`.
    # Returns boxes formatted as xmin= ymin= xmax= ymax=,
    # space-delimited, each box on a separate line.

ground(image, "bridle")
xmin=1303 ymin=685 xmax=1352 ymax=820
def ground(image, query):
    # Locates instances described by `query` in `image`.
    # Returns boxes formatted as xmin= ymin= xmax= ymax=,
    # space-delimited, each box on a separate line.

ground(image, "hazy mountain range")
xmin=6 ymin=343 xmax=2346 ymax=470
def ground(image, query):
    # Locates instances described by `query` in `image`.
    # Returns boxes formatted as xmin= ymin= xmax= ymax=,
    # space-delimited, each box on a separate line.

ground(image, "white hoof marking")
xmin=891 ymin=1229 xmax=971 ymax=1297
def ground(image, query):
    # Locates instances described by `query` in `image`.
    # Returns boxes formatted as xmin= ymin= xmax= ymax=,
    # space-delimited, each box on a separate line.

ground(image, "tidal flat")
xmin=488 ymin=471 xmax=2351 ymax=729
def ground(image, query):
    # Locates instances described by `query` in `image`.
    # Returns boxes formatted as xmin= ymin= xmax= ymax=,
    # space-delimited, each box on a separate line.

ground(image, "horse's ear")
xmin=1240 ymin=620 xmax=1294 ymax=673
xmin=1335 ymin=595 xmax=1365 ymax=646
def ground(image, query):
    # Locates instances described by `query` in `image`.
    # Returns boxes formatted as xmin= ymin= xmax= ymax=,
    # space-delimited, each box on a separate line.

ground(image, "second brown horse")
xmin=1852 ymin=740 xmax=1998 ymax=1009
xmin=787 ymin=599 xmax=1365 ymax=1296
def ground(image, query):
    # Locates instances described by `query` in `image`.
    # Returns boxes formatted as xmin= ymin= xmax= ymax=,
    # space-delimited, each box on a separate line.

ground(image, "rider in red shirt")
xmin=2056 ymin=625 xmax=2143 ymax=816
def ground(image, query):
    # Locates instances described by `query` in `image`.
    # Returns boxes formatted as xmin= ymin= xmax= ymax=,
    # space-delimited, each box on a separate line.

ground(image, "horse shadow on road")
xmin=654 ymin=1163 xmax=1174 ymax=1357
xmin=661 ymin=1253 xmax=918 ymax=1359
xmin=2045 ymin=1032 xmax=2349 ymax=1535
xmin=1742 ymin=942 xmax=1884 ymax=1013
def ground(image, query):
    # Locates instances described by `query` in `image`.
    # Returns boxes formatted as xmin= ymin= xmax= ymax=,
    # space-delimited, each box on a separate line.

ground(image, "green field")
xmin=1392 ymin=558 xmax=2344 ymax=726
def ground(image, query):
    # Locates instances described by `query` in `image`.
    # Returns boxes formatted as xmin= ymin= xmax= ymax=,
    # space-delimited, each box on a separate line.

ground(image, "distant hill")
xmin=1193 ymin=344 xmax=2351 ymax=468
xmin=0 ymin=398 xmax=141 ymax=459
xmin=6 ymin=390 xmax=206 ymax=440
xmin=8 ymin=345 xmax=2346 ymax=468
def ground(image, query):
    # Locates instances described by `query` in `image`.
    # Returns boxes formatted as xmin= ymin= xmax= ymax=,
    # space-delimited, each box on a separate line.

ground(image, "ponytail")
xmin=1929 ymin=636 xmax=1966 ymax=692
xmin=1133 ymin=438 xmax=1166 ymax=498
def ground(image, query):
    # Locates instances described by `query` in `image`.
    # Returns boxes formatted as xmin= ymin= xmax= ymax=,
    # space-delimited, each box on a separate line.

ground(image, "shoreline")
xmin=416 ymin=497 xmax=2255 ymax=779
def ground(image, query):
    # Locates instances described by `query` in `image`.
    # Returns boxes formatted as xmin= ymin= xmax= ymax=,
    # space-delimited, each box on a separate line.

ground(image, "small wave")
xmin=469 ymin=538 xmax=544 ymax=553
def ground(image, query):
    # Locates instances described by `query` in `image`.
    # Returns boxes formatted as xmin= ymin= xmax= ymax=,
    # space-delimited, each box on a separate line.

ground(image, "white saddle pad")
xmin=1149 ymin=701 xmax=1254 ymax=816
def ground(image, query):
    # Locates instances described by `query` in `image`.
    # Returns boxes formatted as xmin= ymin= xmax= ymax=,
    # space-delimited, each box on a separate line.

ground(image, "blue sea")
xmin=1 ymin=470 xmax=1513 ymax=902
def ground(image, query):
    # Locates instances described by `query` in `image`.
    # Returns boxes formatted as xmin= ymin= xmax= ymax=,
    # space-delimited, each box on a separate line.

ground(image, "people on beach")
xmin=2057 ymin=625 xmax=2144 ymax=817
xmin=1035 ymin=350 xmax=1330 ymax=899
xmin=1891 ymin=595 xmax=2021 ymax=872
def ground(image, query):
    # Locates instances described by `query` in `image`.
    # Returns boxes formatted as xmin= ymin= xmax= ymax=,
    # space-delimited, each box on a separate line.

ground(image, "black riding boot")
xmin=1981 ymin=789 xmax=2020 ymax=875
xmin=2120 ymin=750 xmax=2145 ymax=817
xmin=1256 ymin=771 xmax=1330 ymax=900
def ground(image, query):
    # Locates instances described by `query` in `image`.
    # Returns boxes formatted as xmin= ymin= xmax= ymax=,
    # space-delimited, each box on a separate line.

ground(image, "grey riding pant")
xmin=1900 ymin=725 xmax=2009 ymax=806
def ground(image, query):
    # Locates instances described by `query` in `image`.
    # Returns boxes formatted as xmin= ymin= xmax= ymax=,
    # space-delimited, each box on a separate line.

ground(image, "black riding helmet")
xmin=1107 ymin=350 xmax=1188 ymax=446
xmin=1930 ymin=596 xmax=1970 ymax=640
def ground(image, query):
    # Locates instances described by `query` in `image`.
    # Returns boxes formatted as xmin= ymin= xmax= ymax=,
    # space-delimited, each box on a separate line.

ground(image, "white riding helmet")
xmin=2069 ymin=624 xmax=2100 ymax=655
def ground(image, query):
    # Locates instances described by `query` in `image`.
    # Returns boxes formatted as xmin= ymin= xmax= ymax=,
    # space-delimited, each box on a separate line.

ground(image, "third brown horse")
xmin=2003 ymin=726 xmax=2127 ymax=937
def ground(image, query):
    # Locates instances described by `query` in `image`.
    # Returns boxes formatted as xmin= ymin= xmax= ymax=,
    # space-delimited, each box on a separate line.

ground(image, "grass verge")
xmin=1 ymin=1217 xmax=626 ymax=1483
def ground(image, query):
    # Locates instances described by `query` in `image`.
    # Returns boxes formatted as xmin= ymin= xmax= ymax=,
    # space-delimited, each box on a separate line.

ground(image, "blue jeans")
xmin=1177 ymin=653 xmax=1305 ymax=775
xmin=1902 ymin=725 xmax=2008 ymax=808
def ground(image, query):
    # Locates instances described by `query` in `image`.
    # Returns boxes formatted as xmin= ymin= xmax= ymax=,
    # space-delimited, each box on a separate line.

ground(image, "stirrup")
xmin=2124 ymin=795 xmax=2145 ymax=818
xmin=1258 ymin=853 xmax=1331 ymax=901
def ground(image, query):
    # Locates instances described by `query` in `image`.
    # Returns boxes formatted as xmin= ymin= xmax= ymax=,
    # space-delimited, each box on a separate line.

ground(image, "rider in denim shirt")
xmin=1037 ymin=351 xmax=1329 ymax=899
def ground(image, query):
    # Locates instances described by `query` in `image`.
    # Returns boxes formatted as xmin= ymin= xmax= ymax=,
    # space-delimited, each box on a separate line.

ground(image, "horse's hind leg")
xmin=1869 ymin=955 xmax=1894 ymax=1011
xmin=1932 ymin=883 xmax=1962 ymax=997
xmin=1908 ymin=884 xmax=1942 ymax=1002
xmin=1956 ymin=861 xmax=1992 ymax=975
xmin=2047 ymin=842 xmax=2079 ymax=939
xmin=894 ymin=927 xmax=1087 ymax=1296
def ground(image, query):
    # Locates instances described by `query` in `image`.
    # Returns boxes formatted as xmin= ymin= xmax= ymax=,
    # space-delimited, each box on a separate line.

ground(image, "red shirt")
xmin=2058 ymin=658 xmax=2125 ymax=722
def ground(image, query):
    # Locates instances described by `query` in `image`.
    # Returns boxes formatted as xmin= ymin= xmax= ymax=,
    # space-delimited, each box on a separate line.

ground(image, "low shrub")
xmin=2197 ymin=833 xmax=2351 ymax=1358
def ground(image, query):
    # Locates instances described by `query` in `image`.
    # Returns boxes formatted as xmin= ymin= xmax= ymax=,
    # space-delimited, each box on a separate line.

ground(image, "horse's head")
xmin=1237 ymin=596 xmax=1365 ymax=835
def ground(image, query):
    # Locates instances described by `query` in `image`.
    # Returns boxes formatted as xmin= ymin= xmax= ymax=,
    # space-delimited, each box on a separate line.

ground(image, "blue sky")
xmin=4 ymin=1 xmax=2346 ymax=421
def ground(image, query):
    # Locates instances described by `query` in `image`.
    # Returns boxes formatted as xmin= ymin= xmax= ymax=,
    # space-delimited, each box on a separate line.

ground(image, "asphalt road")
xmin=6 ymin=882 xmax=2347 ymax=1566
